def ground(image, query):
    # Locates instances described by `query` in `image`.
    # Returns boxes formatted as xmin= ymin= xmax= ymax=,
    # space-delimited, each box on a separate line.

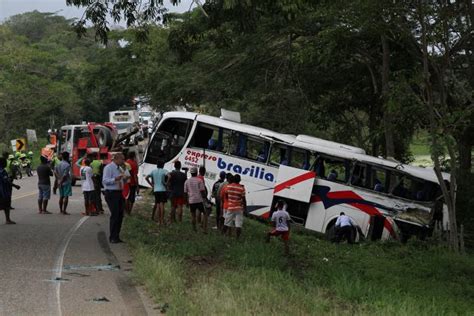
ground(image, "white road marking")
xmin=51 ymin=216 xmax=89 ymax=316
xmin=12 ymin=191 xmax=37 ymax=200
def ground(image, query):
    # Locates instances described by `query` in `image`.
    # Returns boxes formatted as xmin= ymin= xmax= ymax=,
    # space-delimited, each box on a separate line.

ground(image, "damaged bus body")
xmin=139 ymin=111 xmax=449 ymax=242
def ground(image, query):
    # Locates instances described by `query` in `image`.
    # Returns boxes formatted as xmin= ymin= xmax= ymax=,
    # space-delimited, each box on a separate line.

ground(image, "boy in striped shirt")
xmin=222 ymin=174 xmax=246 ymax=239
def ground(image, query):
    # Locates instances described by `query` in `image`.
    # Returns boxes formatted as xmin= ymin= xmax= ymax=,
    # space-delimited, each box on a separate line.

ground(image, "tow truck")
xmin=53 ymin=122 xmax=140 ymax=185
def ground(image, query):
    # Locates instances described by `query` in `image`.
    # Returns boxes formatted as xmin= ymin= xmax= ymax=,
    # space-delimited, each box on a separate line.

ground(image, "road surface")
xmin=0 ymin=175 xmax=155 ymax=316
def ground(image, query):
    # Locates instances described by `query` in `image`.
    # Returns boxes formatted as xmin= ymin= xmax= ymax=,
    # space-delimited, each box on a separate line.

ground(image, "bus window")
xmin=145 ymin=118 xmax=192 ymax=164
xmin=324 ymin=158 xmax=350 ymax=183
xmin=246 ymin=137 xmax=269 ymax=162
xmin=290 ymin=148 xmax=310 ymax=170
xmin=191 ymin=124 xmax=215 ymax=149
xmin=371 ymin=167 xmax=388 ymax=193
xmin=350 ymin=163 xmax=368 ymax=188
xmin=269 ymin=143 xmax=290 ymax=166
xmin=190 ymin=123 xmax=235 ymax=154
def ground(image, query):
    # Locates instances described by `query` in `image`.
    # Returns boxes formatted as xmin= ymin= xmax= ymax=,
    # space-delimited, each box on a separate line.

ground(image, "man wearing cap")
xmin=167 ymin=161 xmax=187 ymax=223
xmin=184 ymin=166 xmax=206 ymax=232
xmin=102 ymin=153 xmax=127 ymax=243
xmin=211 ymin=171 xmax=226 ymax=230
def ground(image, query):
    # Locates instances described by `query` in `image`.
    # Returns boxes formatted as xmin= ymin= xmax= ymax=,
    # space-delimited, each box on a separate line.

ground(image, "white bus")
xmin=139 ymin=111 xmax=450 ymax=241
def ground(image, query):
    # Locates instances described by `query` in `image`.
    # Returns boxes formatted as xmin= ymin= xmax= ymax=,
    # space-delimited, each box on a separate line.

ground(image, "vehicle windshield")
xmin=145 ymin=118 xmax=192 ymax=164
xmin=115 ymin=123 xmax=132 ymax=130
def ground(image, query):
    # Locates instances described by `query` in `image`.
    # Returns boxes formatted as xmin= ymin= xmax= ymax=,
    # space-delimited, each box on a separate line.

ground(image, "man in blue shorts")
xmin=56 ymin=151 xmax=72 ymax=215
xmin=37 ymin=156 xmax=53 ymax=214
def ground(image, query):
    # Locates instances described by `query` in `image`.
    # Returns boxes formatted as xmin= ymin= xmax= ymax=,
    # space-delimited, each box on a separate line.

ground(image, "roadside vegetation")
xmin=123 ymin=196 xmax=474 ymax=315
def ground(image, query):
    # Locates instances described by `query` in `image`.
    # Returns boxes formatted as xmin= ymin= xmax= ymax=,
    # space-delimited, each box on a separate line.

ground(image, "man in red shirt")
xmin=125 ymin=151 xmax=139 ymax=215
xmin=222 ymin=174 xmax=246 ymax=238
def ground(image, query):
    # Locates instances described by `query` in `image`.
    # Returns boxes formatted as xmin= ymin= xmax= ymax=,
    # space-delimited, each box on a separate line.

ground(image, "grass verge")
xmin=123 ymin=194 xmax=474 ymax=315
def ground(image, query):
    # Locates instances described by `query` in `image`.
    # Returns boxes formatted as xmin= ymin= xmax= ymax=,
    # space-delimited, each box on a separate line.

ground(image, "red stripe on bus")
xmin=274 ymin=171 xmax=316 ymax=194
xmin=310 ymin=191 xmax=397 ymax=238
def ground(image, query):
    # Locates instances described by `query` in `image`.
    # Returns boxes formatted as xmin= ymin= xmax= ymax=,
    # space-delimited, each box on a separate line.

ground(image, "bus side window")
xmin=191 ymin=124 xmax=214 ymax=149
xmin=221 ymin=129 xmax=236 ymax=154
xmin=246 ymin=137 xmax=269 ymax=162
xmin=371 ymin=167 xmax=388 ymax=193
xmin=324 ymin=158 xmax=348 ymax=182
xmin=269 ymin=143 xmax=289 ymax=166
xmin=350 ymin=163 xmax=368 ymax=188
xmin=290 ymin=149 xmax=310 ymax=170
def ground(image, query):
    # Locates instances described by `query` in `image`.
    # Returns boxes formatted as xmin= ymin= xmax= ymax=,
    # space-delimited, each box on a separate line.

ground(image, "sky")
xmin=0 ymin=0 xmax=196 ymax=24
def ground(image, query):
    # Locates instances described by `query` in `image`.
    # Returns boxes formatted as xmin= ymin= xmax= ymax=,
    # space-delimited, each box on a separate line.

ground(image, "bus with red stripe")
xmin=139 ymin=110 xmax=450 ymax=241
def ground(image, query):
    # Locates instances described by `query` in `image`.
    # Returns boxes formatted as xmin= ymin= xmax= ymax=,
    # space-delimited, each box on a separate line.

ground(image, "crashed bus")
xmin=139 ymin=111 xmax=449 ymax=241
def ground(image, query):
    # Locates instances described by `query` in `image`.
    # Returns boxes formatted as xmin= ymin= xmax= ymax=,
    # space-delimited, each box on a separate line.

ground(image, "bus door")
xmin=272 ymin=165 xmax=316 ymax=225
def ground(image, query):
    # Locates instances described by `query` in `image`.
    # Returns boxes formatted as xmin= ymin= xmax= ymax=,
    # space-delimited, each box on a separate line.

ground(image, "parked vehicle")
xmin=57 ymin=123 xmax=117 ymax=185
xmin=110 ymin=110 xmax=142 ymax=143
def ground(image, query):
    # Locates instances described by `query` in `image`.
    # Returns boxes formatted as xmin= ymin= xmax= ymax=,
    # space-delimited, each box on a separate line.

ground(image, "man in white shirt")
xmin=335 ymin=212 xmax=355 ymax=244
xmin=266 ymin=200 xmax=291 ymax=255
xmin=78 ymin=158 xmax=96 ymax=216
xmin=102 ymin=153 xmax=127 ymax=244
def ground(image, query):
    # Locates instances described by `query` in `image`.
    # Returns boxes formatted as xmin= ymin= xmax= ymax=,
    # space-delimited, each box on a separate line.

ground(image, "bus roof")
xmin=160 ymin=111 xmax=450 ymax=183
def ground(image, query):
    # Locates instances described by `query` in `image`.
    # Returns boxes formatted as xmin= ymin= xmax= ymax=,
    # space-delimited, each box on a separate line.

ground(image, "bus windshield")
xmin=144 ymin=118 xmax=193 ymax=164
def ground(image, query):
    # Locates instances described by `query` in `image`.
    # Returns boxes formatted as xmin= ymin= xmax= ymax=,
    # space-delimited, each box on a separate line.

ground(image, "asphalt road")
xmin=0 ymin=175 xmax=155 ymax=316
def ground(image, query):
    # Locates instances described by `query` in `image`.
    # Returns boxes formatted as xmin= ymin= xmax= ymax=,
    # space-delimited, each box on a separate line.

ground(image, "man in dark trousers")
xmin=335 ymin=212 xmax=356 ymax=244
xmin=0 ymin=157 xmax=19 ymax=224
xmin=211 ymin=171 xmax=226 ymax=230
xmin=167 ymin=161 xmax=187 ymax=223
xmin=102 ymin=153 xmax=127 ymax=244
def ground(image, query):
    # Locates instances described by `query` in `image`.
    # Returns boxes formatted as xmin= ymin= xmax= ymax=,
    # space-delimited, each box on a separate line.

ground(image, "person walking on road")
xmin=266 ymin=200 xmax=291 ymax=255
xmin=167 ymin=161 xmax=187 ymax=223
xmin=37 ymin=156 xmax=53 ymax=214
xmin=222 ymin=174 xmax=246 ymax=239
xmin=56 ymin=152 xmax=72 ymax=215
xmin=78 ymin=157 xmax=97 ymax=216
xmin=125 ymin=151 xmax=139 ymax=215
xmin=184 ymin=166 xmax=206 ymax=232
xmin=145 ymin=160 xmax=169 ymax=225
xmin=102 ymin=153 xmax=127 ymax=244
xmin=0 ymin=157 xmax=19 ymax=224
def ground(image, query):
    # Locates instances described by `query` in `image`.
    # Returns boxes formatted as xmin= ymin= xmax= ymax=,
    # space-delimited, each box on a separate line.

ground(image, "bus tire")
xmin=325 ymin=223 xmax=336 ymax=242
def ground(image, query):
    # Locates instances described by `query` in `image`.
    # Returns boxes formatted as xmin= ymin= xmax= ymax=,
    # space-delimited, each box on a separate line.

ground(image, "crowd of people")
xmin=142 ymin=160 xmax=293 ymax=254
xmin=0 ymin=150 xmax=140 ymax=245
xmin=0 ymin=149 xmax=355 ymax=252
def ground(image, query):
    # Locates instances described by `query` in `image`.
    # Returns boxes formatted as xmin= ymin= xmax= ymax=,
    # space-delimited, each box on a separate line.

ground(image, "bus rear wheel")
xmin=325 ymin=223 xmax=336 ymax=242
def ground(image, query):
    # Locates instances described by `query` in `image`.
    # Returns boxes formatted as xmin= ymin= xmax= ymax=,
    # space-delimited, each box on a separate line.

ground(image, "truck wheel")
xmin=95 ymin=126 xmax=113 ymax=147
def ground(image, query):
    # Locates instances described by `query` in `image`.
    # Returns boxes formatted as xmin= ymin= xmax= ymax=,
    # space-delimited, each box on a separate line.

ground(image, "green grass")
xmin=123 ymin=195 xmax=474 ymax=315
xmin=410 ymin=131 xmax=431 ymax=157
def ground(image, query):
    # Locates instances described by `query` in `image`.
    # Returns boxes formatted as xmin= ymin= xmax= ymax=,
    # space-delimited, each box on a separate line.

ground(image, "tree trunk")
xmin=420 ymin=8 xmax=459 ymax=252
xmin=381 ymin=35 xmax=395 ymax=159
xmin=458 ymin=139 xmax=472 ymax=173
